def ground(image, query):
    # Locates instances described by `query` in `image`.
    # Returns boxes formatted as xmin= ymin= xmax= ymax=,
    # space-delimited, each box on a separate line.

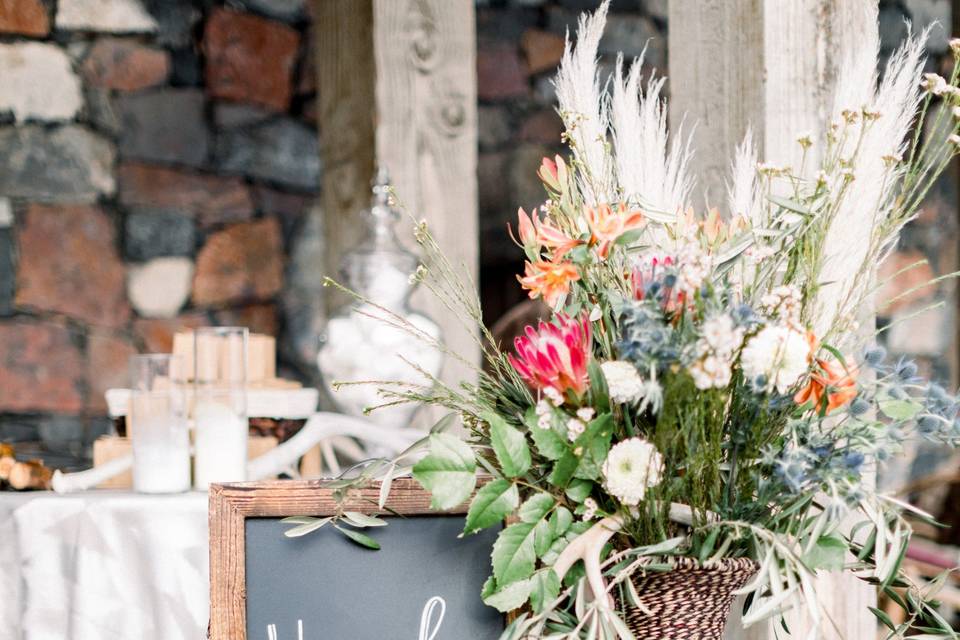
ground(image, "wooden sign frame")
xmin=208 ymin=477 xmax=473 ymax=640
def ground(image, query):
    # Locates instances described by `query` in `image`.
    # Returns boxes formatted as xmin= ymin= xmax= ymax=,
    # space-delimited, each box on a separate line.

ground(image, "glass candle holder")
xmin=193 ymin=327 xmax=248 ymax=489
xmin=129 ymin=354 xmax=191 ymax=494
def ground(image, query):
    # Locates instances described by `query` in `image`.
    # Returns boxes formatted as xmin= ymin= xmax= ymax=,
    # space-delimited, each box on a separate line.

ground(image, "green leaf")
xmin=549 ymin=450 xmax=579 ymax=487
xmin=879 ymin=398 xmax=922 ymax=421
xmin=519 ymin=493 xmax=555 ymax=523
xmin=528 ymin=569 xmax=561 ymax=613
xmin=529 ymin=420 xmax=567 ymax=460
xmin=573 ymin=414 xmax=614 ymax=481
xmin=614 ymin=228 xmax=645 ymax=247
xmin=482 ymin=577 xmax=533 ymax=613
xmin=486 ymin=413 xmax=532 ymax=478
xmin=564 ymin=479 xmax=593 ymax=503
xmin=334 ymin=524 xmax=381 ymax=550
xmin=492 ymin=522 xmax=537 ymax=584
xmin=412 ymin=433 xmax=477 ymax=510
xmin=869 ymin=606 xmax=896 ymax=632
xmin=803 ymin=533 xmax=847 ymax=571
xmin=550 ymin=507 xmax=573 ymax=538
xmin=342 ymin=512 xmax=388 ymax=528
xmin=283 ymin=516 xmax=332 ymax=538
xmin=587 ymin=360 xmax=610 ymax=414
xmin=698 ymin=528 xmax=720 ymax=563
xmin=767 ymin=194 xmax=812 ymax=215
xmin=464 ymin=480 xmax=519 ymax=535
xmin=534 ymin=519 xmax=554 ymax=558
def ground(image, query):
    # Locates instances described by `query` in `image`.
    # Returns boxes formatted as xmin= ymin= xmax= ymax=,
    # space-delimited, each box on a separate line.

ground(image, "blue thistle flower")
xmin=863 ymin=345 xmax=887 ymax=368
xmin=849 ymin=397 xmax=870 ymax=416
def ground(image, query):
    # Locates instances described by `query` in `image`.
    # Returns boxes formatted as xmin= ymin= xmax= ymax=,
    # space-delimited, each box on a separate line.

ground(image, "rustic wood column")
xmin=315 ymin=0 xmax=480 ymax=388
xmin=669 ymin=2 xmax=878 ymax=639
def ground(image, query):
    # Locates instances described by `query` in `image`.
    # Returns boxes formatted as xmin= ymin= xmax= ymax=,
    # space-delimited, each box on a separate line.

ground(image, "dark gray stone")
xmin=125 ymin=210 xmax=196 ymax=261
xmin=509 ymin=143 xmax=551 ymax=212
xmin=557 ymin=0 xmax=642 ymax=11
xmin=0 ymin=416 xmax=38 ymax=443
xmin=237 ymin=0 xmax=306 ymax=22
xmin=879 ymin=4 xmax=910 ymax=54
xmin=215 ymin=118 xmax=320 ymax=192
xmin=477 ymin=7 xmax=539 ymax=43
xmin=478 ymin=105 xmax=512 ymax=150
xmin=116 ymin=89 xmax=210 ymax=168
xmin=170 ymin=48 xmax=203 ymax=86
xmin=0 ymin=229 xmax=13 ymax=316
xmin=84 ymin=86 xmax=122 ymax=136
xmin=143 ymin=0 xmax=202 ymax=48
xmin=38 ymin=415 xmax=85 ymax=457
xmin=548 ymin=8 xmax=664 ymax=65
xmin=0 ymin=125 xmax=115 ymax=202
xmin=214 ymin=102 xmax=273 ymax=129
xmin=904 ymin=0 xmax=951 ymax=54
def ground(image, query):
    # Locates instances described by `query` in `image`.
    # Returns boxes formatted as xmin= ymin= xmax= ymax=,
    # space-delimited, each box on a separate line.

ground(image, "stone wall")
xmin=0 ymin=0 xmax=319 ymax=468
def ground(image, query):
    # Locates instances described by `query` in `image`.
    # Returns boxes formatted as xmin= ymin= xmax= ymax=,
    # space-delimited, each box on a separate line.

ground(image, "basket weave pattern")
xmin=621 ymin=557 xmax=758 ymax=640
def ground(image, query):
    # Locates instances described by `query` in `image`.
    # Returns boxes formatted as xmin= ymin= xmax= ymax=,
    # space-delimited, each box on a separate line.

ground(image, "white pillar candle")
xmin=193 ymin=399 xmax=248 ymax=489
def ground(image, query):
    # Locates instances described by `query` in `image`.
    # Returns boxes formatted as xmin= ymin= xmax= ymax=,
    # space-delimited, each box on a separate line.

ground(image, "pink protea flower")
xmin=508 ymin=314 xmax=592 ymax=398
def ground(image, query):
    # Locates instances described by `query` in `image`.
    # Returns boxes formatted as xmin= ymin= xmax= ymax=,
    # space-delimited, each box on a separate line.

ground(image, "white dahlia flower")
xmin=601 ymin=360 xmax=645 ymax=404
xmin=602 ymin=437 xmax=664 ymax=506
xmin=740 ymin=325 xmax=811 ymax=394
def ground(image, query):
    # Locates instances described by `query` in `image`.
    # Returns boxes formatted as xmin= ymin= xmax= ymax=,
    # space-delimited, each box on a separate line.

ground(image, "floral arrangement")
xmin=310 ymin=3 xmax=960 ymax=639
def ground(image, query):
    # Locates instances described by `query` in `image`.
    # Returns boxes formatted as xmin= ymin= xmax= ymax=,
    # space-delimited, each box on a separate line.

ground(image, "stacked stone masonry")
xmin=0 ymin=0 xmax=319 ymax=468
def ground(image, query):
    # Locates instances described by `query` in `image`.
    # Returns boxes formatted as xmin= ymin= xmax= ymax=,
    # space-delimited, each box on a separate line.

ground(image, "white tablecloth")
xmin=0 ymin=491 xmax=209 ymax=640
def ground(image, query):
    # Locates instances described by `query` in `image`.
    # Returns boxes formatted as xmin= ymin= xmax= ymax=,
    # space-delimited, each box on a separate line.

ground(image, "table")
xmin=0 ymin=491 xmax=208 ymax=640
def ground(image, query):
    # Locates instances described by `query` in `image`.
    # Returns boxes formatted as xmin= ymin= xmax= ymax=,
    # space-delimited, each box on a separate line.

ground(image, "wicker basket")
xmin=619 ymin=557 xmax=757 ymax=639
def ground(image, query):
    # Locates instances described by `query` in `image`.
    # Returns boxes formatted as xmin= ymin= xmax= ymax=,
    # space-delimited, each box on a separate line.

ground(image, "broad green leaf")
xmin=486 ymin=413 xmax=532 ymax=478
xmin=534 ymin=519 xmax=554 ymax=558
xmin=802 ymin=534 xmax=847 ymax=571
xmin=342 ymin=511 xmax=387 ymax=528
xmin=529 ymin=569 xmax=560 ymax=613
xmin=492 ymin=522 xmax=537 ymax=584
xmin=550 ymin=507 xmax=573 ymax=538
xmin=529 ymin=420 xmax=567 ymax=460
xmin=614 ymin=228 xmax=645 ymax=248
xmin=548 ymin=450 xmax=578 ymax=487
xmin=573 ymin=414 xmax=613 ymax=480
xmin=283 ymin=516 xmax=331 ymax=538
xmin=483 ymin=577 xmax=533 ymax=613
xmin=481 ymin=575 xmax=497 ymax=600
xmin=565 ymin=479 xmax=593 ymax=503
xmin=334 ymin=524 xmax=381 ymax=550
xmin=519 ymin=493 xmax=555 ymax=523
xmin=464 ymin=480 xmax=519 ymax=535
xmin=878 ymin=398 xmax=922 ymax=421
xmin=412 ymin=433 xmax=477 ymax=510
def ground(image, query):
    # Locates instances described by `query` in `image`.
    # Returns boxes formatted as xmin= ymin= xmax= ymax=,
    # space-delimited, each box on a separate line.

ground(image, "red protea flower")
xmin=508 ymin=314 xmax=592 ymax=398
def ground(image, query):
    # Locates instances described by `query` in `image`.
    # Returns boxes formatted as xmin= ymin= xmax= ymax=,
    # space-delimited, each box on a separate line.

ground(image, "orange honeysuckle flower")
xmin=518 ymin=259 xmax=580 ymax=307
xmin=794 ymin=334 xmax=858 ymax=414
xmin=515 ymin=207 xmax=537 ymax=248
xmin=585 ymin=203 xmax=645 ymax=258
xmin=511 ymin=207 xmax=582 ymax=258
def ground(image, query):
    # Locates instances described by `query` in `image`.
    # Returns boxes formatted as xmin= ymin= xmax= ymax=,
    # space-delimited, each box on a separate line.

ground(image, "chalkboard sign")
xmin=209 ymin=478 xmax=503 ymax=640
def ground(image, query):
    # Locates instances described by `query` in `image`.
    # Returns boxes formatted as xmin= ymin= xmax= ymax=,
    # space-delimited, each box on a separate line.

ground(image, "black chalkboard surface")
xmin=209 ymin=479 xmax=505 ymax=640
xmin=245 ymin=517 xmax=501 ymax=640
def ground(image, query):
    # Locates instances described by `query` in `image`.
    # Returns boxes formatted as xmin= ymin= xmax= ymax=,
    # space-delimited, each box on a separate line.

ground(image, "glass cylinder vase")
xmin=193 ymin=327 xmax=248 ymax=490
xmin=129 ymin=354 xmax=191 ymax=494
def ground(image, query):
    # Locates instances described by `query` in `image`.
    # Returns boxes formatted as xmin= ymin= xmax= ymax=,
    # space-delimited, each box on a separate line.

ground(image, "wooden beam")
xmin=669 ymin=2 xmax=878 ymax=639
xmin=314 ymin=0 xmax=479 ymax=391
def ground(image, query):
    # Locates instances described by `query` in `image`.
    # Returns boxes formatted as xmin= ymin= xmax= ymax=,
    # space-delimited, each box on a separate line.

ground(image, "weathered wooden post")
xmin=314 ymin=0 xmax=480 ymax=388
xmin=669 ymin=2 xmax=878 ymax=638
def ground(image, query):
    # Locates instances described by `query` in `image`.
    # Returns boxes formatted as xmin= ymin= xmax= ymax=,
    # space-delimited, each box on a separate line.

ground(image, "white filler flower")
xmin=740 ymin=325 xmax=811 ymax=394
xmin=601 ymin=360 xmax=645 ymax=404
xmin=602 ymin=437 xmax=663 ymax=506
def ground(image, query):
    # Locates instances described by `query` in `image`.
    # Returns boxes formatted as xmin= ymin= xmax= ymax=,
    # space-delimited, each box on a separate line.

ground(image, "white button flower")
xmin=740 ymin=325 xmax=811 ymax=394
xmin=602 ymin=438 xmax=664 ymax=506
xmin=600 ymin=360 xmax=645 ymax=404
